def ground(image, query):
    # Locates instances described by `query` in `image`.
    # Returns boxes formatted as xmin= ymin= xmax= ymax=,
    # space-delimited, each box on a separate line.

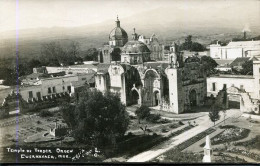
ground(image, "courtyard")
xmin=0 ymin=104 xmax=259 ymax=163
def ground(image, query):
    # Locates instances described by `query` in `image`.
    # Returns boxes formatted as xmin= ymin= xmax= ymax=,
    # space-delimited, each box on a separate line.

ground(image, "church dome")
xmin=109 ymin=27 xmax=128 ymax=41
xmin=122 ymin=41 xmax=151 ymax=54
xmin=109 ymin=16 xmax=128 ymax=41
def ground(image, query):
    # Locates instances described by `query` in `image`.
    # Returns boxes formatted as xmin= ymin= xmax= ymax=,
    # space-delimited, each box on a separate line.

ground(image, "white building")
xmin=210 ymin=40 xmax=260 ymax=60
xmin=207 ymin=60 xmax=260 ymax=114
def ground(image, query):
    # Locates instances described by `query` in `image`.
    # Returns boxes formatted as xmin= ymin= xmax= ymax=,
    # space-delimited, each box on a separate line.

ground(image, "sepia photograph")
xmin=0 ymin=0 xmax=260 ymax=164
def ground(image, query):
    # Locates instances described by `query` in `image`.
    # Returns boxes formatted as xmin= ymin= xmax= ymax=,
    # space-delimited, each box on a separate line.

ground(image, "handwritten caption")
xmin=6 ymin=147 xmax=101 ymax=161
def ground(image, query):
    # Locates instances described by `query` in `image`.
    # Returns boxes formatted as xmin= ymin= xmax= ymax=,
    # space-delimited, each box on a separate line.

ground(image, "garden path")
xmin=127 ymin=109 xmax=241 ymax=162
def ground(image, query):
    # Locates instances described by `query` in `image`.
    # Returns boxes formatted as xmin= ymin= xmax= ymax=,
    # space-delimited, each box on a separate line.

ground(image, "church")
xmin=95 ymin=17 xmax=207 ymax=114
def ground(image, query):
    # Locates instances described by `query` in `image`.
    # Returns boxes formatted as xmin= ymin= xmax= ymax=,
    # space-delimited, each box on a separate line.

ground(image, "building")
xmin=207 ymin=60 xmax=260 ymax=114
xmin=98 ymin=16 xmax=128 ymax=63
xmin=95 ymin=42 xmax=207 ymax=114
xmin=230 ymin=57 xmax=257 ymax=71
xmin=121 ymin=29 xmax=151 ymax=65
xmin=210 ymin=40 xmax=260 ymax=60
xmin=98 ymin=16 xmax=164 ymax=63
xmin=138 ymin=34 xmax=164 ymax=61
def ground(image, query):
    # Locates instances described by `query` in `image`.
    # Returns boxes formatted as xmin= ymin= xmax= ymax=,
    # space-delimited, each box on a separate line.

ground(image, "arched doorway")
xmin=131 ymin=90 xmax=139 ymax=105
xmin=189 ymin=89 xmax=197 ymax=107
xmin=153 ymin=91 xmax=160 ymax=106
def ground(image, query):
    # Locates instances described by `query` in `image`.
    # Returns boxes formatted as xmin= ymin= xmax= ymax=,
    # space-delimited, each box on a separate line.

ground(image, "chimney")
xmin=244 ymin=31 xmax=246 ymax=40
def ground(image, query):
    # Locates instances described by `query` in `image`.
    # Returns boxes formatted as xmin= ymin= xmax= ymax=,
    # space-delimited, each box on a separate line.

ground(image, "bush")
xmin=178 ymin=121 xmax=184 ymax=125
xmin=39 ymin=110 xmax=53 ymax=117
xmin=147 ymin=114 xmax=161 ymax=123
xmin=161 ymin=128 xmax=169 ymax=133
xmin=169 ymin=123 xmax=179 ymax=129
xmin=135 ymin=105 xmax=151 ymax=123
xmin=127 ymin=132 xmax=133 ymax=136
xmin=219 ymin=125 xmax=236 ymax=129
xmin=159 ymin=118 xmax=171 ymax=124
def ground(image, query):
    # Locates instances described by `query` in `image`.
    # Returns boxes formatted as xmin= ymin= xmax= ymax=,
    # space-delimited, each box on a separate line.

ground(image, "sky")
xmin=0 ymin=0 xmax=259 ymax=32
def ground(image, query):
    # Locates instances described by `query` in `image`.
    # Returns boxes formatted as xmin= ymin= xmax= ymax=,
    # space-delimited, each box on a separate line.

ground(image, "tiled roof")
xmin=230 ymin=57 xmax=250 ymax=67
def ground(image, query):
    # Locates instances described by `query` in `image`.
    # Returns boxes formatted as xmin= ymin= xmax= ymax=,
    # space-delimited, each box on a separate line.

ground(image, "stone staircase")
xmin=240 ymin=92 xmax=259 ymax=114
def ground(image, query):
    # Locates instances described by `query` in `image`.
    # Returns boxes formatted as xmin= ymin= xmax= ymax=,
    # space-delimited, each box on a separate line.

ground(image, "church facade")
xmin=95 ymin=17 xmax=207 ymax=114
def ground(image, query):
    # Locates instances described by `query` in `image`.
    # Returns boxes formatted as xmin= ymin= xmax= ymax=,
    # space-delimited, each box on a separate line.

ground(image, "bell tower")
xmin=165 ymin=42 xmax=184 ymax=114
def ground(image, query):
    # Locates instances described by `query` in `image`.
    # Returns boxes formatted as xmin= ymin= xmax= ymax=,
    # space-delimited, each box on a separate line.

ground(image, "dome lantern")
xmin=132 ymin=28 xmax=138 ymax=41
xmin=116 ymin=15 xmax=120 ymax=27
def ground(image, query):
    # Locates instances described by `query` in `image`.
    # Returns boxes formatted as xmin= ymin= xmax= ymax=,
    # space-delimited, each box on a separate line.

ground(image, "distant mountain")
xmin=0 ymin=6 xmax=259 ymax=59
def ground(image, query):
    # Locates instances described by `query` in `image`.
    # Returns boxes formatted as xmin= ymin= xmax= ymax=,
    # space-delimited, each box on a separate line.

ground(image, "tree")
xmin=60 ymin=102 xmax=77 ymax=128
xmin=221 ymin=89 xmax=228 ymax=124
xmin=179 ymin=35 xmax=206 ymax=52
xmin=209 ymin=105 xmax=220 ymax=126
xmin=240 ymin=60 xmax=253 ymax=75
xmin=40 ymin=41 xmax=82 ymax=66
xmin=84 ymin=48 xmax=99 ymax=61
xmin=200 ymin=56 xmax=218 ymax=76
xmin=62 ymin=89 xmax=129 ymax=147
xmin=135 ymin=105 xmax=151 ymax=124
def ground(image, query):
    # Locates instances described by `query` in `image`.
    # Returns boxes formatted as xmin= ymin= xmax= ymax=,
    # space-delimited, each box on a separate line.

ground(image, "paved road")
xmin=127 ymin=109 xmax=241 ymax=162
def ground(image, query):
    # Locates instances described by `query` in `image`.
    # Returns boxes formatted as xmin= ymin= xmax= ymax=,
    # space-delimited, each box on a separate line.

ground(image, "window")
xmin=212 ymin=83 xmax=216 ymax=91
xmin=28 ymin=91 xmax=33 ymax=98
xmin=99 ymin=77 xmax=101 ymax=85
xmin=82 ymin=78 xmax=86 ymax=81
xmin=134 ymin=56 xmax=137 ymax=64
xmin=48 ymin=87 xmax=52 ymax=94
xmin=67 ymin=86 xmax=71 ymax=93
xmin=63 ymin=86 xmax=65 ymax=90
xmin=52 ymin=87 xmax=56 ymax=93
xmin=36 ymin=92 xmax=41 ymax=100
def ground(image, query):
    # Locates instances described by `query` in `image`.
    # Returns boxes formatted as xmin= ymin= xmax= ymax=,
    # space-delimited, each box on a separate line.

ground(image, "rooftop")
xmin=209 ymin=74 xmax=254 ymax=79
xmin=227 ymin=40 xmax=260 ymax=47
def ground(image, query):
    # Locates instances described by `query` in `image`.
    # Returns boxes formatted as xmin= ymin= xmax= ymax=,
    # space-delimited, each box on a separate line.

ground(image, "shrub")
xmin=178 ymin=121 xmax=184 ymax=125
xmin=169 ymin=123 xmax=179 ymax=129
xmin=159 ymin=118 xmax=171 ymax=124
xmin=39 ymin=110 xmax=53 ymax=117
xmin=135 ymin=105 xmax=151 ymax=123
xmin=161 ymin=128 xmax=169 ymax=133
xmin=127 ymin=132 xmax=133 ymax=136
xmin=147 ymin=114 xmax=161 ymax=123
xmin=36 ymin=120 xmax=41 ymax=124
